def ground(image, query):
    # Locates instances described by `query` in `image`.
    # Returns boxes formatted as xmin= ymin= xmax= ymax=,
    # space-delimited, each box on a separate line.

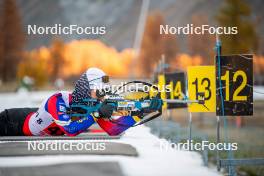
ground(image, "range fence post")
xmin=216 ymin=115 xmax=220 ymax=171
xmin=188 ymin=111 xmax=192 ymax=150
xmin=215 ymin=34 xmax=222 ymax=172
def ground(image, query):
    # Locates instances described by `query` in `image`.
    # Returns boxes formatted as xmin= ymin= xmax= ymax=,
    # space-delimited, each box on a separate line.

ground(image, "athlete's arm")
xmin=46 ymin=94 xmax=95 ymax=136
xmin=96 ymin=111 xmax=140 ymax=136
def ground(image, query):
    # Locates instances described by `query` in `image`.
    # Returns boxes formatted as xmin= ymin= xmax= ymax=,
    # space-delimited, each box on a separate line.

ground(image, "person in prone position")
xmin=0 ymin=67 xmax=161 ymax=136
xmin=0 ymin=68 xmax=114 ymax=136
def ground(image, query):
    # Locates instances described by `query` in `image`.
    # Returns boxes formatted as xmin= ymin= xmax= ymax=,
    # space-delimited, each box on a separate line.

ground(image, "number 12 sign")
xmin=188 ymin=66 xmax=216 ymax=112
xmin=216 ymin=54 xmax=253 ymax=116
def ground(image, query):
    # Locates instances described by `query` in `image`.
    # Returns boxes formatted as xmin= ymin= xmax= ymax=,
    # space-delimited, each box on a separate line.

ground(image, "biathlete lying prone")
xmin=0 ymin=67 xmax=161 ymax=136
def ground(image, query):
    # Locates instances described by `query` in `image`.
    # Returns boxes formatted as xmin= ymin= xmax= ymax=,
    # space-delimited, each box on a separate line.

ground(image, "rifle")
xmin=67 ymin=81 xmax=206 ymax=127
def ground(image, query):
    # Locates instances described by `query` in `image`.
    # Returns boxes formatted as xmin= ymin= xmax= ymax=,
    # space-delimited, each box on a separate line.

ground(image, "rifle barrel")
xmin=163 ymin=99 xmax=199 ymax=104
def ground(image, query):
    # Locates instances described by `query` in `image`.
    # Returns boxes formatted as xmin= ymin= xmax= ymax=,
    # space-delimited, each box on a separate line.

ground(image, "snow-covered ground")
xmin=0 ymin=125 xmax=219 ymax=176
xmin=0 ymin=89 xmax=54 ymax=111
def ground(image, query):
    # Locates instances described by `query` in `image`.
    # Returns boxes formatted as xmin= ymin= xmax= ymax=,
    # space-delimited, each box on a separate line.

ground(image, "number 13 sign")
xmin=187 ymin=66 xmax=216 ymax=112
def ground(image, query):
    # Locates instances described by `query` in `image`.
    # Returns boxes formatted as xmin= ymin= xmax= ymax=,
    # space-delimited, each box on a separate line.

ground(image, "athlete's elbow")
xmin=64 ymin=127 xmax=79 ymax=136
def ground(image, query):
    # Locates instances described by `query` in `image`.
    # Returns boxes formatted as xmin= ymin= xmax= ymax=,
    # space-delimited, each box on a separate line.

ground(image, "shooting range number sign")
xmin=188 ymin=66 xmax=216 ymax=112
xmin=157 ymin=72 xmax=186 ymax=109
xmin=215 ymin=54 xmax=253 ymax=116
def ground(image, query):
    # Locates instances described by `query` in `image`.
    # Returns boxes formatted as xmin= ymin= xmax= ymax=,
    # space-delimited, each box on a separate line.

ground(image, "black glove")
xmin=98 ymin=104 xmax=114 ymax=118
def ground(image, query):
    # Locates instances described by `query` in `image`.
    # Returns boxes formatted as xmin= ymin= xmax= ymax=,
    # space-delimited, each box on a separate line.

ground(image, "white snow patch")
xmin=254 ymin=86 xmax=264 ymax=100
xmin=0 ymin=90 xmax=53 ymax=111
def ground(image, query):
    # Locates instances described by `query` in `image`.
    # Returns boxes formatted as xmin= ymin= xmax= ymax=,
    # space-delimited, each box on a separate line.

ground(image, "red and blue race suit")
xmin=23 ymin=91 xmax=96 ymax=136
xmin=22 ymin=91 xmax=139 ymax=136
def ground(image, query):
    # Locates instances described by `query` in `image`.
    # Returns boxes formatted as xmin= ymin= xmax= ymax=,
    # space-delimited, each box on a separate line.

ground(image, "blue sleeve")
xmin=47 ymin=94 xmax=95 ymax=136
xmin=63 ymin=115 xmax=96 ymax=135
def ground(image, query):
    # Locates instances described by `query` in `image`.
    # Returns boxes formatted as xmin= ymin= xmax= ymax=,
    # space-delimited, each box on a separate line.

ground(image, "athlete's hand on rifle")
xmin=98 ymin=103 xmax=115 ymax=118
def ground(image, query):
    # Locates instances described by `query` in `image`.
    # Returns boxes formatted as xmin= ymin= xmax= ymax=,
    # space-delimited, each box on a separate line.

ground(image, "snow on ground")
xmin=0 ymin=125 xmax=219 ymax=176
xmin=0 ymin=89 xmax=53 ymax=111
xmin=0 ymin=90 xmax=222 ymax=175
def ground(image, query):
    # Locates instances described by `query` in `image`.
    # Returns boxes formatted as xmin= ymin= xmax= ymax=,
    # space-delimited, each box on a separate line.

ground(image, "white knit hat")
xmin=86 ymin=67 xmax=107 ymax=90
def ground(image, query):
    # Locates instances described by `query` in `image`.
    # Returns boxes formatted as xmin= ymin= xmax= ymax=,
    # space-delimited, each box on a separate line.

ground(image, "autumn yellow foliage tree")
xmin=17 ymin=51 xmax=48 ymax=87
xmin=171 ymin=54 xmax=202 ymax=70
xmin=49 ymin=38 xmax=66 ymax=81
xmin=17 ymin=39 xmax=134 ymax=86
